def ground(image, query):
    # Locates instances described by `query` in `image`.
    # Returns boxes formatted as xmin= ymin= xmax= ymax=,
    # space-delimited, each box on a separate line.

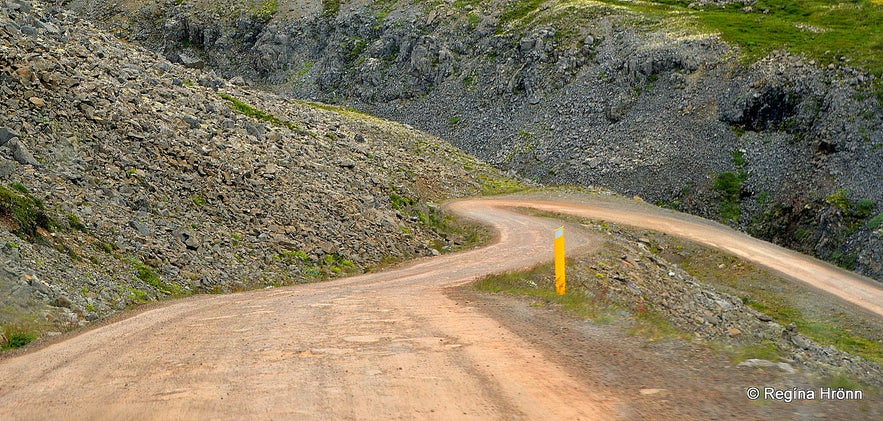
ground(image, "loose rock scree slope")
xmin=0 ymin=0 xmax=516 ymax=333
xmin=1 ymin=197 xmax=881 ymax=419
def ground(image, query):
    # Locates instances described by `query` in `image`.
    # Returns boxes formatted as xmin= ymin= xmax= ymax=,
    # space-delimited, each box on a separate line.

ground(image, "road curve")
xmin=483 ymin=195 xmax=883 ymax=318
xmin=1 ymin=195 xmax=880 ymax=420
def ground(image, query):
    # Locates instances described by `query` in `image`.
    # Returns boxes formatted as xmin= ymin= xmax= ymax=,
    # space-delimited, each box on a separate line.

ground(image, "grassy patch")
xmin=322 ymin=253 xmax=356 ymax=275
xmin=97 ymin=241 xmax=117 ymax=254
xmin=600 ymin=0 xmax=882 ymax=76
xmin=475 ymin=263 xmax=687 ymax=340
xmin=0 ymin=184 xmax=56 ymax=240
xmin=191 ymin=195 xmax=206 ymax=206
xmin=627 ymin=309 xmax=688 ymax=341
xmin=825 ymin=189 xmax=876 ymax=219
xmin=1 ymin=319 xmax=43 ymax=351
xmin=249 ymin=0 xmax=278 ymax=22
xmin=346 ymin=36 xmax=369 ymax=64
xmin=275 ymin=249 xmax=309 ymax=265
xmin=1 ymin=331 xmax=35 ymax=350
xmin=499 ymin=0 xmax=547 ymax=26
xmin=218 ymin=93 xmax=305 ymax=132
xmin=65 ymin=213 xmax=87 ymax=232
xmin=478 ymin=176 xmax=528 ymax=196
xmin=712 ymin=149 xmax=748 ymax=223
xmin=124 ymin=286 xmax=149 ymax=303
xmin=388 ymin=191 xmax=414 ymax=211
xmin=322 ymin=0 xmax=341 ymax=17
xmin=10 ymin=182 xmax=29 ymax=195
xmin=296 ymin=252 xmax=358 ymax=280
xmin=475 ymin=263 xmax=602 ymax=319
xmin=129 ymin=257 xmax=183 ymax=296
xmin=713 ymin=171 xmax=745 ymax=222
xmin=387 ymin=186 xmax=491 ymax=253
xmin=868 ymin=213 xmax=883 ymax=229
xmin=296 ymin=61 xmax=314 ymax=78
xmin=693 ymin=0 xmax=883 ymax=74
xmin=489 ymin=0 xmax=883 ymax=79
xmin=825 ymin=188 xmax=852 ymax=212
xmin=823 ymin=372 xmax=864 ymax=390
xmin=728 ymin=340 xmax=784 ymax=363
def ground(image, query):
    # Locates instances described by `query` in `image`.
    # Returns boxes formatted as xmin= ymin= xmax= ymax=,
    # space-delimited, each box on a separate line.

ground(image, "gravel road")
xmin=1 ymin=194 xmax=879 ymax=419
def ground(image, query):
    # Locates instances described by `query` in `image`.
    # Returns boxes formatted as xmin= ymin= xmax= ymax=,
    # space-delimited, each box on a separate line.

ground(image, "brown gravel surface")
xmin=1 ymin=194 xmax=880 ymax=419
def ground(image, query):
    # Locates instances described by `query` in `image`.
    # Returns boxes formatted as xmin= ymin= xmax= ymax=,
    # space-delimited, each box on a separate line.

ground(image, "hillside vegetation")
xmin=517 ymin=0 xmax=883 ymax=78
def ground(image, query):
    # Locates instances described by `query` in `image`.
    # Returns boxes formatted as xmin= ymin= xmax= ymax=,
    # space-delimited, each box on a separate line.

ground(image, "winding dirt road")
xmin=1 ymin=194 xmax=881 ymax=419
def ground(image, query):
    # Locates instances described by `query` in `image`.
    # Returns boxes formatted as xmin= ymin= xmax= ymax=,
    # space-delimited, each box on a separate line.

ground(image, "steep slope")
xmin=69 ymin=0 xmax=883 ymax=281
xmin=0 ymin=0 xmax=519 ymax=337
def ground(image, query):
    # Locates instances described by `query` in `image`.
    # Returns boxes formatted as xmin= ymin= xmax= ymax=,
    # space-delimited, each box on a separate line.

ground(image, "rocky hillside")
xmin=69 ymin=0 xmax=883 ymax=281
xmin=0 ymin=0 xmax=520 ymax=336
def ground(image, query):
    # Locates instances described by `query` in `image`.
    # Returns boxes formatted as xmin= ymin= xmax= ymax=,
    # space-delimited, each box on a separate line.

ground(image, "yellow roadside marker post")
xmin=554 ymin=226 xmax=566 ymax=295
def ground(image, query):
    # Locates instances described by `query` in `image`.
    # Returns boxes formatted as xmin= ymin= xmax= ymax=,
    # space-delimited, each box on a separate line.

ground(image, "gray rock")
xmin=129 ymin=220 xmax=150 ymax=237
xmin=178 ymin=51 xmax=204 ymax=69
xmin=12 ymin=0 xmax=32 ymax=13
xmin=790 ymin=333 xmax=815 ymax=350
xmin=28 ymin=277 xmax=49 ymax=295
xmin=183 ymin=233 xmax=200 ymax=251
xmin=0 ymin=127 xmax=19 ymax=146
xmin=34 ymin=19 xmax=59 ymax=34
xmin=52 ymin=295 xmax=73 ymax=308
xmin=714 ymin=298 xmax=735 ymax=312
xmin=2 ymin=242 xmax=21 ymax=260
xmin=20 ymin=25 xmax=37 ymax=36
xmin=9 ymin=139 xmax=40 ymax=166
xmin=702 ymin=313 xmax=720 ymax=326
xmin=245 ymin=123 xmax=264 ymax=137
xmin=199 ymin=76 xmax=224 ymax=89
xmin=182 ymin=115 xmax=200 ymax=129
xmin=737 ymin=359 xmax=796 ymax=374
